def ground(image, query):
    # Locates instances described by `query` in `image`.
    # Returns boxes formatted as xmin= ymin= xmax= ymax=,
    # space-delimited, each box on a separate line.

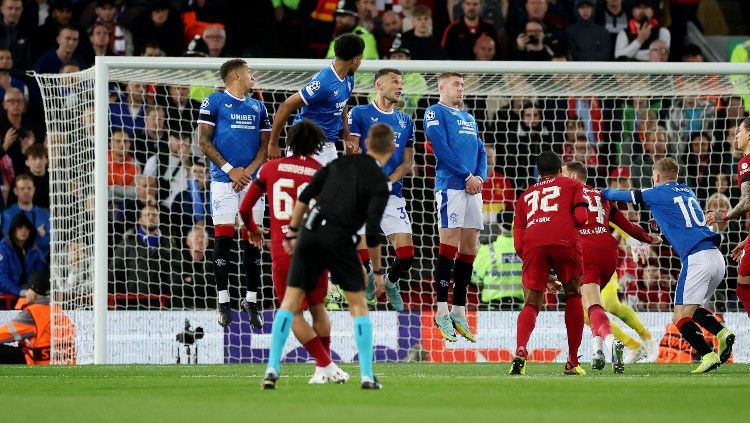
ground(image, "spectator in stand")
xmin=376 ymin=10 xmax=402 ymax=58
xmin=142 ymin=131 xmax=191 ymax=228
xmin=631 ymin=125 xmax=669 ymax=189
xmin=141 ymin=41 xmax=165 ymax=57
xmin=473 ymin=33 xmax=496 ymax=61
xmin=23 ymin=143 xmax=48 ymax=209
xmin=33 ymin=25 xmax=80 ymax=74
xmin=668 ymin=95 xmax=716 ymax=156
xmin=715 ymin=96 xmax=746 ymax=137
xmin=669 ymin=0 xmax=702 ymax=62
xmin=684 ymin=131 xmax=714 ymax=201
xmin=481 ymin=143 xmax=514 ymax=224
xmin=202 ymin=25 xmax=227 ymax=58
xmin=0 ymin=0 xmax=32 ymax=72
xmin=681 ymin=44 xmax=704 ymax=62
xmin=180 ymin=160 xmax=211 ymax=227
xmin=356 ymin=0 xmax=377 ymax=32
xmin=563 ymin=131 xmax=600 ymax=169
xmin=108 ymin=128 xmax=139 ymax=202
xmin=401 ymin=0 xmax=416 ymax=32
xmin=502 ymin=101 xmax=553 ymax=192
xmin=513 ymin=19 xmax=553 ymax=61
xmin=647 ymin=38 xmax=669 ymax=62
xmin=2 ymin=174 xmax=50 ymax=257
xmin=632 ymin=260 xmax=673 ymax=312
xmin=31 ymin=0 xmax=73 ymax=60
xmin=131 ymin=1 xmax=183 ymax=57
xmin=400 ymin=5 xmax=447 ymax=60
xmin=92 ymin=0 xmax=133 ymax=56
xmin=0 ymin=213 xmax=46 ymax=297
xmin=325 ymin=0 xmax=379 ymax=60
xmin=174 ymin=225 xmax=215 ymax=309
xmin=0 ymin=88 xmax=41 ymax=177
xmin=109 ymin=82 xmax=147 ymax=138
xmin=111 ymin=204 xmax=178 ymax=295
xmin=507 ymin=0 xmax=567 ymax=53
xmin=162 ymin=85 xmax=200 ymax=135
xmin=80 ymin=21 xmax=113 ymax=68
xmin=0 ymin=48 xmax=28 ymax=99
xmin=132 ymin=104 xmax=167 ymax=167
xmin=614 ymin=0 xmax=670 ymax=62
xmin=595 ymin=0 xmax=630 ymax=51
xmin=442 ymin=0 xmax=500 ymax=60
xmin=566 ymin=0 xmax=611 ymax=61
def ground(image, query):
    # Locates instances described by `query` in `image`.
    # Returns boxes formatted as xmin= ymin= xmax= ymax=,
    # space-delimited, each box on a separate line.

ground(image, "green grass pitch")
xmin=1 ymin=363 xmax=748 ymax=422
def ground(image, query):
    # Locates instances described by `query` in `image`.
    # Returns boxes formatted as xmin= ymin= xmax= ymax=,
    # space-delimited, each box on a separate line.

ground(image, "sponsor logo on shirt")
xmin=224 ymin=103 xmax=233 ymax=108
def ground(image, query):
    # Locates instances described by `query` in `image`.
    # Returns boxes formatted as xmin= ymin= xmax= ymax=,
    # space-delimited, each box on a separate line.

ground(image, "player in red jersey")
xmin=562 ymin=161 xmax=661 ymax=373
xmin=510 ymin=151 xmax=588 ymax=376
xmin=239 ymin=120 xmax=349 ymax=384
xmin=706 ymin=116 xmax=750 ymax=317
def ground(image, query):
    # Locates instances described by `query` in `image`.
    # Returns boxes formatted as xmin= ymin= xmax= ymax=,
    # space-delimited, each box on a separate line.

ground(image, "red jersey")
xmin=239 ymin=155 xmax=321 ymax=256
xmin=737 ymin=154 xmax=750 ymax=187
xmin=513 ymin=175 xmax=587 ymax=256
xmin=580 ymin=185 xmax=652 ymax=251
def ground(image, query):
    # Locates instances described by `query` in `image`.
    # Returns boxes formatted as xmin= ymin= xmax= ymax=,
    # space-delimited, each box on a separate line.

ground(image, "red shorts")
xmin=581 ymin=247 xmax=618 ymax=287
xmin=272 ymin=252 xmax=328 ymax=309
xmin=522 ymin=245 xmax=582 ymax=292
xmin=739 ymin=240 xmax=750 ymax=277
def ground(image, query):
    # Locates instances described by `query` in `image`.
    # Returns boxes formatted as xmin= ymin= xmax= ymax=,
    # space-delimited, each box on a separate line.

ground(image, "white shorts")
xmin=314 ymin=143 xmax=339 ymax=166
xmin=380 ymin=195 xmax=412 ymax=236
xmin=675 ymin=248 xmax=725 ymax=306
xmin=356 ymin=195 xmax=412 ymax=237
xmin=211 ymin=182 xmax=265 ymax=226
xmin=436 ymin=189 xmax=483 ymax=230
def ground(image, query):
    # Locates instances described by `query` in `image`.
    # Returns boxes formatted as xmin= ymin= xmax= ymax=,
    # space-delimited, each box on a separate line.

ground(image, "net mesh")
xmin=36 ymin=63 xmax=750 ymax=365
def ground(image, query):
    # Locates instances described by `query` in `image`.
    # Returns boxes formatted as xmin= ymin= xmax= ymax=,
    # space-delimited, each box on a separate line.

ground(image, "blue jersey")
xmin=349 ymin=103 xmax=415 ymax=197
xmin=423 ymin=102 xmax=487 ymax=191
xmin=293 ymin=64 xmax=354 ymax=142
xmin=197 ymin=91 xmax=271 ymax=183
xmin=602 ymin=182 xmax=720 ymax=260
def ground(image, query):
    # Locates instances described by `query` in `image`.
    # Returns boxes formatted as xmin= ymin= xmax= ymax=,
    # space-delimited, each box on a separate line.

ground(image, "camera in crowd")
xmin=175 ymin=319 xmax=204 ymax=364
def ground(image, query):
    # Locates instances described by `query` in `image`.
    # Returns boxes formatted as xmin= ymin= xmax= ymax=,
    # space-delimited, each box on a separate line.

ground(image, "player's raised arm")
xmin=708 ymin=180 xmax=750 ymax=224
xmin=609 ymin=207 xmax=659 ymax=244
xmin=268 ymin=93 xmax=306 ymax=159
xmin=601 ymin=188 xmax=639 ymax=204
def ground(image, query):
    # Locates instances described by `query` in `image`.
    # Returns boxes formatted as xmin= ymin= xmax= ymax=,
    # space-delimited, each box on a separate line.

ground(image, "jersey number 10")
xmin=673 ymin=196 xmax=706 ymax=228
xmin=272 ymin=178 xmax=309 ymax=220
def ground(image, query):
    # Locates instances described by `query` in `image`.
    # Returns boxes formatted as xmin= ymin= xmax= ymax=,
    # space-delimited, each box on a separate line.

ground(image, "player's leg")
xmin=211 ymin=182 xmax=241 ymax=327
xmin=510 ymin=287 xmax=543 ymax=375
xmin=582 ymin=255 xmax=623 ymax=372
xmin=240 ymin=229 xmax=263 ymax=329
xmin=691 ymin=249 xmax=734 ymax=363
xmin=601 ymin=273 xmax=656 ymax=361
xmin=673 ymin=251 xmax=721 ymax=373
xmin=356 ymin=233 xmax=379 ymax=302
xmin=264 ymin=286 xmax=306 ymax=388
xmin=450 ymin=226 xmax=480 ymax=342
xmin=435 ymin=227 xmax=459 ymax=341
xmin=554 ymin=246 xmax=586 ymax=375
xmin=381 ymin=196 xmax=413 ymax=311
xmin=735 ymin=238 xmax=750 ymax=317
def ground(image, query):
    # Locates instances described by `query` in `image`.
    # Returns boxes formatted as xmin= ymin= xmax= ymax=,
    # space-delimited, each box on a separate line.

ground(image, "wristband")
xmin=373 ymin=269 xmax=385 ymax=275
xmin=723 ymin=212 xmax=729 ymax=221
xmin=288 ymin=225 xmax=299 ymax=232
xmin=221 ymin=163 xmax=234 ymax=174
xmin=284 ymin=235 xmax=297 ymax=241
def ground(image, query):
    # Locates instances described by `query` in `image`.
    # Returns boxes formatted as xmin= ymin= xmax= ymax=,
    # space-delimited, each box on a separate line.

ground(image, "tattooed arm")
xmin=707 ymin=180 xmax=750 ymax=224
xmin=198 ymin=122 xmax=250 ymax=187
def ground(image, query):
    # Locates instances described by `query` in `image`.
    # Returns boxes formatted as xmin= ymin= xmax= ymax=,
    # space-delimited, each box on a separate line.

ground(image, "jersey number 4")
xmin=272 ymin=178 xmax=309 ymax=220
xmin=585 ymin=193 xmax=605 ymax=224
xmin=524 ymin=186 xmax=560 ymax=219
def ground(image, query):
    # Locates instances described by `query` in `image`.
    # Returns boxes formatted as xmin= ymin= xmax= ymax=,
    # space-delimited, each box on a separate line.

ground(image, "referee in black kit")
xmin=263 ymin=123 xmax=395 ymax=390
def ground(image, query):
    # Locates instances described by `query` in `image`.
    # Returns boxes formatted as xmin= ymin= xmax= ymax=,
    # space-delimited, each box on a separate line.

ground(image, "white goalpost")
xmin=34 ymin=57 xmax=750 ymax=365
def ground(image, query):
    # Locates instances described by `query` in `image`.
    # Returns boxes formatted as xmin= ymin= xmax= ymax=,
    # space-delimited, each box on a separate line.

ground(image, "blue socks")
xmin=354 ymin=316 xmax=374 ymax=380
xmin=266 ymin=308 xmax=293 ymax=375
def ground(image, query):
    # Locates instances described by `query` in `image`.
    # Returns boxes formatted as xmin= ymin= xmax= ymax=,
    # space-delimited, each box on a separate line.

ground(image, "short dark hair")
xmin=219 ymin=58 xmax=247 ymax=82
xmin=536 ymin=151 xmax=562 ymax=177
xmin=374 ymin=68 xmax=401 ymax=81
xmin=366 ymin=123 xmax=394 ymax=155
xmin=58 ymin=24 xmax=79 ymax=37
xmin=742 ymin=116 xmax=750 ymax=130
xmin=14 ymin=173 xmax=35 ymax=187
xmin=413 ymin=5 xmax=431 ymax=17
xmin=333 ymin=34 xmax=365 ymax=61
xmin=286 ymin=119 xmax=326 ymax=156
xmin=25 ymin=143 xmax=47 ymax=159
xmin=564 ymin=160 xmax=587 ymax=182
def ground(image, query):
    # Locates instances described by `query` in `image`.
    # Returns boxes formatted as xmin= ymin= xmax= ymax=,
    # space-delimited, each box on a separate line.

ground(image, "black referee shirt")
xmin=298 ymin=154 xmax=389 ymax=247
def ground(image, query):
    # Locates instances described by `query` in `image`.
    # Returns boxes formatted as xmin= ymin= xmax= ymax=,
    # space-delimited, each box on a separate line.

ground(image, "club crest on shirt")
xmin=333 ymin=90 xmax=339 ymax=96
xmin=398 ymin=118 xmax=407 ymax=129
xmin=251 ymin=103 xmax=260 ymax=113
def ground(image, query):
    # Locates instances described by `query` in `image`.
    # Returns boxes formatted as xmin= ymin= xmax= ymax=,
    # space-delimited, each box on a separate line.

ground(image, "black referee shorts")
xmin=287 ymin=227 xmax=364 ymax=293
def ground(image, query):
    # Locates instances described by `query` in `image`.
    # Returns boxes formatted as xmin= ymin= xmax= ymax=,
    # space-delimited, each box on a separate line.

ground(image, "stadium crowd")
xmin=0 ymin=0 xmax=748 ymax=314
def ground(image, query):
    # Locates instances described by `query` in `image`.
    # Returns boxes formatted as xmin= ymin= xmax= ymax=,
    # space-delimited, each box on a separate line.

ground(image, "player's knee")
xmin=524 ymin=289 xmax=544 ymax=308
xmin=563 ymin=280 xmax=580 ymax=296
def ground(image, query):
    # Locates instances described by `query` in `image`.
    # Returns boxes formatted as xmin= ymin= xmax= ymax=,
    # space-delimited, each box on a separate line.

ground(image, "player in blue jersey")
xmin=197 ymin=59 xmax=270 ymax=328
xmin=348 ymin=68 xmax=415 ymax=312
xmin=423 ymin=72 xmax=487 ymax=342
xmin=267 ymin=33 xmax=365 ymax=165
xmin=602 ymin=157 xmax=735 ymax=373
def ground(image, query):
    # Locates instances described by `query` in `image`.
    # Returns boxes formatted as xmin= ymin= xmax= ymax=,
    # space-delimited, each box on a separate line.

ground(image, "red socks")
xmin=320 ymin=336 xmax=331 ymax=356
xmin=516 ymin=304 xmax=539 ymax=358
xmin=736 ymin=284 xmax=750 ymax=317
xmin=303 ymin=337 xmax=332 ymax=368
xmin=588 ymin=304 xmax=612 ymax=339
xmin=395 ymin=245 xmax=415 ymax=260
xmin=565 ymin=294 xmax=584 ymax=367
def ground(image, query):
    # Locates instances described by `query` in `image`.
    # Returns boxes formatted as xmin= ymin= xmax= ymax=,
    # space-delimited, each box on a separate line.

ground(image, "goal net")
xmin=35 ymin=58 xmax=750 ymax=365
